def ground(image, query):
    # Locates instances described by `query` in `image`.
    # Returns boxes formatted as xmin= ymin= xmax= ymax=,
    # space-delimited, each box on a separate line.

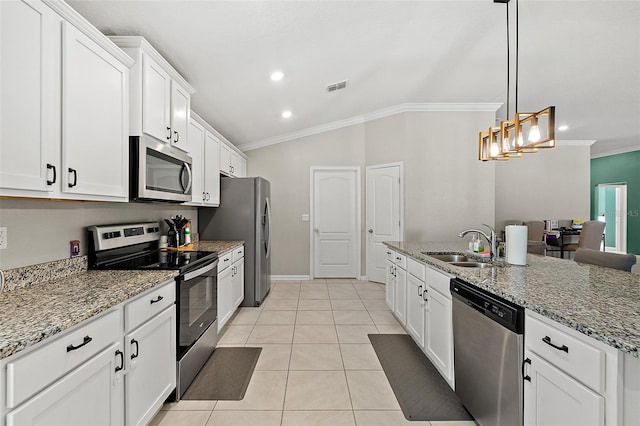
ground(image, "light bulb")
xmin=528 ymin=116 xmax=541 ymax=142
xmin=490 ymin=142 xmax=499 ymax=157
xmin=517 ymin=131 xmax=524 ymax=147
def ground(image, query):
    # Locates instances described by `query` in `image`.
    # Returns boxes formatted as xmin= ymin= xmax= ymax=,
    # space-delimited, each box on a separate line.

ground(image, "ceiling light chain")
xmin=479 ymin=0 xmax=555 ymax=162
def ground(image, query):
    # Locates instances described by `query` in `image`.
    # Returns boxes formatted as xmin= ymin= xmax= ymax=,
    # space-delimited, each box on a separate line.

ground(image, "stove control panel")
xmin=89 ymin=222 xmax=161 ymax=251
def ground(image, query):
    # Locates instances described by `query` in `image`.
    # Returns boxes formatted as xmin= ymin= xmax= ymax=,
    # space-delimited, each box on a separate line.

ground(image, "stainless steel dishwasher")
xmin=451 ymin=278 xmax=525 ymax=426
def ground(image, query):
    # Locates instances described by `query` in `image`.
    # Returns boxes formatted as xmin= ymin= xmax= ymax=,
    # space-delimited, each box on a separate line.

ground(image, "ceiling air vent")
xmin=326 ymin=80 xmax=348 ymax=93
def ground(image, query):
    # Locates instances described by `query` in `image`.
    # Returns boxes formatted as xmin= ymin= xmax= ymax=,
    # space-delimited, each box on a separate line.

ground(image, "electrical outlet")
xmin=70 ymin=240 xmax=80 ymax=258
xmin=0 ymin=227 xmax=7 ymax=250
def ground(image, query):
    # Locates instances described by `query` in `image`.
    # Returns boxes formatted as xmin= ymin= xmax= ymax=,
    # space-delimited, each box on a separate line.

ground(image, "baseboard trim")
xmin=359 ymin=275 xmax=368 ymax=281
xmin=271 ymin=275 xmax=311 ymax=281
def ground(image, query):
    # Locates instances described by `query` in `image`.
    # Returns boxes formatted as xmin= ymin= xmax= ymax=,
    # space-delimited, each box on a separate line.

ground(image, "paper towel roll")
xmin=506 ymin=225 xmax=528 ymax=265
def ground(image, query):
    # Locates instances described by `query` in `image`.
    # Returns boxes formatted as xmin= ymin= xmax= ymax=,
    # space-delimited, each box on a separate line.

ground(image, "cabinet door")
xmin=142 ymin=54 xmax=171 ymax=142
xmin=239 ymin=157 xmax=247 ymax=177
xmin=204 ymin=132 xmax=221 ymax=206
xmin=62 ymin=23 xmax=128 ymax=200
xmin=170 ymin=81 xmax=190 ymax=151
xmin=425 ymin=287 xmax=454 ymax=384
xmin=524 ymin=351 xmax=605 ymax=426
xmin=0 ymin=0 xmax=60 ymax=195
xmin=219 ymin=142 xmax=231 ymax=176
xmin=385 ymin=260 xmax=395 ymax=310
xmin=232 ymin=258 xmax=245 ymax=309
xmin=6 ymin=343 xmax=124 ymax=426
xmin=125 ymin=306 xmax=176 ymax=426
xmin=406 ymin=273 xmax=425 ymax=347
xmin=394 ymin=266 xmax=407 ymax=325
xmin=186 ymin=119 xmax=204 ymax=205
xmin=230 ymin=150 xmax=242 ymax=177
xmin=218 ymin=266 xmax=234 ymax=331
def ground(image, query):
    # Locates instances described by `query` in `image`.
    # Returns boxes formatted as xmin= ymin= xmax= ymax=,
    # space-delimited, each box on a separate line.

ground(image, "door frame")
xmin=309 ymin=166 xmax=362 ymax=279
xmin=365 ymin=162 xmax=404 ymax=282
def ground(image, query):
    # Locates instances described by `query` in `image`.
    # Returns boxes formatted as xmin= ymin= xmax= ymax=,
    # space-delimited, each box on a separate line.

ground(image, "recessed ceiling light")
xmin=270 ymin=71 xmax=284 ymax=81
xmin=281 ymin=110 xmax=292 ymax=119
xmin=558 ymin=125 xmax=569 ymax=131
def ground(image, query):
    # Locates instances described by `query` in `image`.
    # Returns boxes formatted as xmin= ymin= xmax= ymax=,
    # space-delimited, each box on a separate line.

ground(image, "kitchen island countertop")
xmin=385 ymin=241 xmax=640 ymax=357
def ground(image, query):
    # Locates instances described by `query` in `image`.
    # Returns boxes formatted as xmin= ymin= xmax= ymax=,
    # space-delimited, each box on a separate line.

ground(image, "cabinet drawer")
xmin=219 ymin=251 xmax=233 ymax=272
xmin=232 ymin=245 xmax=244 ymax=262
xmin=407 ymin=258 xmax=426 ymax=281
xmin=6 ymin=309 xmax=121 ymax=409
xmin=125 ymin=279 xmax=175 ymax=332
xmin=394 ymin=252 xmax=407 ymax=269
xmin=526 ymin=314 xmax=605 ymax=393
xmin=426 ymin=266 xmax=453 ymax=298
xmin=385 ymin=249 xmax=395 ymax=261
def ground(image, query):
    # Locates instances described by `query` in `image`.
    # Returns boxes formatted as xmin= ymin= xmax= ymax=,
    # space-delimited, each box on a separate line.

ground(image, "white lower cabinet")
xmin=5 ymin=343 xmax=125 ymax=426
xmin=524 ymin=351 xmax=604 ymax=426
xmin=406 ymin=271 xmax=425 ymax=347
xmin=218 ymin=246 xmax=245 ymax=330
xmin=385 ymin=258 xmax=395 ymax=310
xmin=0 ymin=279 xmax=177 ymax=426
xmin=124 ymin=306 xmax=176 ymax=426
xmin=394 ymin=264 xmax=407 ymax=326
xmin=424 ymin=267 xmax=454 ymax=386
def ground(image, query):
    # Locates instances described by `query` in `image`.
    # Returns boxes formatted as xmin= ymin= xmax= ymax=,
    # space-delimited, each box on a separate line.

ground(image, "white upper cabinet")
xmin=187 ymin=112 xmax=222 ymax=206
xmin=110 ymin=36 xmax=195 ymax=152
xmin=61 ymin=23 xmax=129 ymax=199
xmin=220 ymin=141 xmax=232 ymax=176
xmin=186 ymin=119 xmax=205 ymax=205
xmin=142 ymin=54 xmax=171 ymax=143
xmin=0 ymin=0 xmax=133 ymax=201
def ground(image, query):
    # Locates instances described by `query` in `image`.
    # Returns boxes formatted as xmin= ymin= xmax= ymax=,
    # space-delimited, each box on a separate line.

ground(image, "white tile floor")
xmin=149 ymin=279 xmax=477 ymax=426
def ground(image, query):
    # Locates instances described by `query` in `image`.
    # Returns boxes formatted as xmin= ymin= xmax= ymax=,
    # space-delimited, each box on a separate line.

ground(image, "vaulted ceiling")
xmin=67 ymin=0 xmax=640 ymax=155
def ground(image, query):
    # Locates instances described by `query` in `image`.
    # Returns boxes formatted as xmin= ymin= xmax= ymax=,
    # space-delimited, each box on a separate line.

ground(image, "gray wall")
xmin=0 ymin=199 xmax=197 ymax=269
xmin=247 ymin=110 xmax=496 ymax=276
xmin=494 ymin=145 xmax=591 ymax=232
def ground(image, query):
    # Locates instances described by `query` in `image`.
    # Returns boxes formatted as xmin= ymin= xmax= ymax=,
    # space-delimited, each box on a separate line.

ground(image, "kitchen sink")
xmin=422 ymin=253 xmax=471 ymax=262
xmin=449 ymin=261 xmax=492 ymax=268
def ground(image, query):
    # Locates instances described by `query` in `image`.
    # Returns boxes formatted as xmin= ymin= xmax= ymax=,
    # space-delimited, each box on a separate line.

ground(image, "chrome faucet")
xmin=458 ymin=224 xmax=497 ymax=261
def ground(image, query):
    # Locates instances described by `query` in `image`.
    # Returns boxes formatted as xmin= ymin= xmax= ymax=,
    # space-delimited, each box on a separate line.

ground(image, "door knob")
xmin=314 ymin=228 xmax=320 ymax=232
xmin=368 ymin=229 xmax=373 ymax=233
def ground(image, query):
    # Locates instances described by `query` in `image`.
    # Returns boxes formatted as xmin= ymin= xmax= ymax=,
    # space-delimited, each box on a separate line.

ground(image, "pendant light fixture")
xmin=479 ymin=0 xmax=555 ymax=161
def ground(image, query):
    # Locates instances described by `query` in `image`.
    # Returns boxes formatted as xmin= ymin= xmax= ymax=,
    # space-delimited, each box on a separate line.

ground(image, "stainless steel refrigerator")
xmin=198 ymin=177 xmax=271 ymax=306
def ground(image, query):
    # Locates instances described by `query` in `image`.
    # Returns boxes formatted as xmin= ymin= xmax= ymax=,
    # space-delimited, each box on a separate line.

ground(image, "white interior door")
xmin=312 ymin=168 xmax=360 ymax=278
xmin=366 ymin=163 xmax=402 ymax=283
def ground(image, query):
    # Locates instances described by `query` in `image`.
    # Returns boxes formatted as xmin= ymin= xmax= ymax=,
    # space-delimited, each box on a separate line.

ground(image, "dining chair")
xmin=523 ymin=221 xmax=545 ymax=241
xmin=527 ymin=240 xmax=546 ymax=255
xmin=574 ymin=248 xmax=637 ymax=272
xmin=563 ymin=220 xmax=606 ymax=257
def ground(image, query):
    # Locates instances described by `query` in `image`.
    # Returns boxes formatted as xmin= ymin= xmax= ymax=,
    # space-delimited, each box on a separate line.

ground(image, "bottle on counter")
xmin=477 ymin=233 xmax=484 ymax=252
xmin=184 ymin=222 xmax=192 ymax=245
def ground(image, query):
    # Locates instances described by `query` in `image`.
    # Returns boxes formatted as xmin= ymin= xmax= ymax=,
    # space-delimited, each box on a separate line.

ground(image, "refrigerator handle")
xmin=265 ymin=196 xmax=272 ymax=259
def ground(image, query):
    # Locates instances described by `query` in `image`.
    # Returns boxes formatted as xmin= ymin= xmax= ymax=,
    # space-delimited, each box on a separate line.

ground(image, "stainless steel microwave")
xmin=129 ymin=135 xmax=193 ymax=202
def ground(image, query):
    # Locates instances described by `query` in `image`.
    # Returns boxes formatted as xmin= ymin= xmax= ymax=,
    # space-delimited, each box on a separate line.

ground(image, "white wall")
xmin=247 ymin=110 xmax=496 ymax=276
xmin=494 ymin=145 xmax=591 ymax=232
xmin=0 ymin=199 xmax=197 ymax=269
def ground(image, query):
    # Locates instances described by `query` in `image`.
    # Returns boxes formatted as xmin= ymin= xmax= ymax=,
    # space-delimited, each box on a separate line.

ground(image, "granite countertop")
xmin=0 ymin=269 xmax=177 ymax=360
xmin=192 ymin=240 xmax=244 ymax=255
xmin=384 ymin=241 xmax=640 ymax=357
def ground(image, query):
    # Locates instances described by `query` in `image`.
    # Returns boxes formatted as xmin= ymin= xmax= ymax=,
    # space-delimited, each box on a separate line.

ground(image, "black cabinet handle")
xmin=418 ymin=284 xmax=423 ymax=297
xmin=67 ymin=335 xmax=92 ymax=352
xmin=174 ymin=130 xmax=179 ymax=143
xmin=150 ymin=295 xmax=164 ymax=304
xmin=542 ymin=336 xmax=569 ymax=353
xmin=396 ymin=256 xmax=401 ymax=260
xmin=167 ymin=126 xmax=172 ymax=140
xmin=422 ymin=289 xmax=428 ymax=302
xmin=386 ymin=251 xmax=391 ymax=255
xmin=131 ymin=339 xmax=139 ymax=359
xmin=115 ymin=350 xmax=124 ymax=372
xmin=68 ymin=168 xmax=77 ymax=188
xmin=522 ymin=357 xmax=531 ymax=382
xmin=47 ymin=163 xmax=56 ymax=185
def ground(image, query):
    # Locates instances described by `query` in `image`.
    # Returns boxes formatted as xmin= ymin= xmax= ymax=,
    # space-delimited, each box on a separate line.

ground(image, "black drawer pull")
xmin=166 ymin=126 xmax=172 ymax=140
xmin=150 ymin=295 xmax=164 ymax=304
xmin=47 ymin=163 xmax=56 ymax=185
xmin=542 ymin=336 xmax=569 ymax=353
xmin=67 ymin=335 xmax=92 ymax=352
xmin=131 ymin=339 xmax=139 ymax=359
xmin=522 ymin=357 xmax=531 ymax=382
xmin=68 ymin=168 xmax=77 ymax=188
xmin=115 ymin=350 xmax=124 ymax=372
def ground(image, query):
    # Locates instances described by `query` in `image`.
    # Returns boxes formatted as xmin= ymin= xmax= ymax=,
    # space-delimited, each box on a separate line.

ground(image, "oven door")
xmin=131 ymin=135 xmax=193 ymax=202
xmin=177 ymin=259 xmax=218 ymax=359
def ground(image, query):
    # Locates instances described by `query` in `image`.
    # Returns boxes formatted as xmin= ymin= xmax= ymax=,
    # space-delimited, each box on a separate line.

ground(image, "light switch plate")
xmin=0 ymin=227 xmax=7 ymax=249
xmin=301 ymin=214 xmax=309 ymax=222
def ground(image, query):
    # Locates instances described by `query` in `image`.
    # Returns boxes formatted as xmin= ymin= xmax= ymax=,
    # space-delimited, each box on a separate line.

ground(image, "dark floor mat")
xmin=182 ymin=347 xmax=262 ymax=400
xmin=368 ymin=334 xmax=473 ymax=422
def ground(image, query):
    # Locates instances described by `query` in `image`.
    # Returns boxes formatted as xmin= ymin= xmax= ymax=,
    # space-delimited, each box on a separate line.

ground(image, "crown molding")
xmin=238 ymin=103 xmax=502 ymax=152
xmin=555 ymin=140 xmax=596 ymax=147
xmin=43 ymin=1 xmax=135 ymax=68
xmin=109 ymin=36 xmax=195 ymax=94
xmin=590 ymin=144 xmax=640 ymax=159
